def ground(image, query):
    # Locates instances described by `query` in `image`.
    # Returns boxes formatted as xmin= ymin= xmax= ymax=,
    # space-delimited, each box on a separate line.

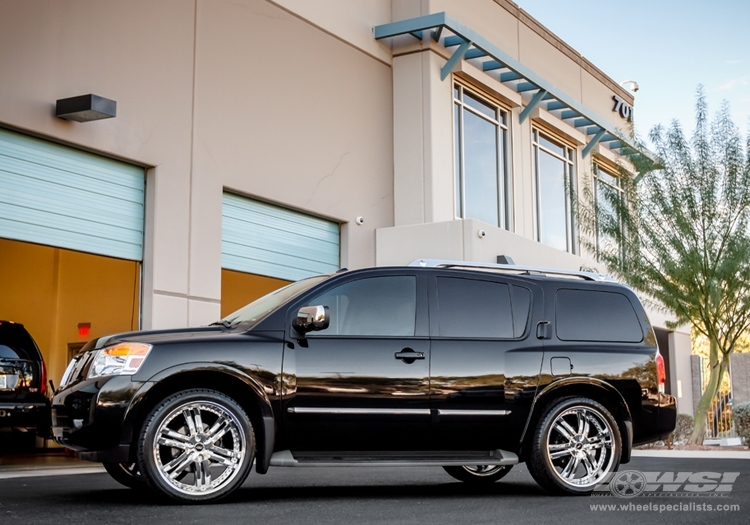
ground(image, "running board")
xmin=269 ymin=449 xmax=519 ymax=468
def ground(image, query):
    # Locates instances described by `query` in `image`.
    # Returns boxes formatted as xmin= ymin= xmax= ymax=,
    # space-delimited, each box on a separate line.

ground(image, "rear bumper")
xmin=632 ymin=393 xmax=677 ymax=446
xmin=658 ymin=393 xmax=677 ymax=437
xmin=0 ymin=402 xmax=51 ymax=437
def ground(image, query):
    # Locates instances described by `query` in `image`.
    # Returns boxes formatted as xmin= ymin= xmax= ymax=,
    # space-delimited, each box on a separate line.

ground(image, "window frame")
xmin=593 ymin=162 xmax=625 ymax=262
xmin=532 ymin=127 xmax=578 ymax=254
xmin=453 ymin=82 xmax=512 ymax=230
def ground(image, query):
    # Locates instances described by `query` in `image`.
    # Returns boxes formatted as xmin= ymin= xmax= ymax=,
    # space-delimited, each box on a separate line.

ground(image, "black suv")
xmin=0 ymin=320 xmax=50 ymax=452
xmin=52 ymin=260 xmax=675 ymax=502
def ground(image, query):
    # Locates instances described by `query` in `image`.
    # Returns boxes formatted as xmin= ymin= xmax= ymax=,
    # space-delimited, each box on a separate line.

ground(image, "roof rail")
xmin=408 ymin=259 xmax=616 ymax=282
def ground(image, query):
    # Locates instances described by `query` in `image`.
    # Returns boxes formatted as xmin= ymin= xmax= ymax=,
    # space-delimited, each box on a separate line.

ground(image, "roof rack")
xmin=408 ymin=259 xmax=616 ymax=282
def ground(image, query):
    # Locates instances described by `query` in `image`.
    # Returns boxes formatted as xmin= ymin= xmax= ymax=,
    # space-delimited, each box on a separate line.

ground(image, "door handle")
xmin=536 ymin=321 xmax=551 ymax=340
xmin=394 ymin=348 xmax=425 ymax=364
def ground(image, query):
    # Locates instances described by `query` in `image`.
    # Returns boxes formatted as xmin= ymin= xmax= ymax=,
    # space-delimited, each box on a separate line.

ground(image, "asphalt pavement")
xmin=0 ymin=451 xmax=748 ymax=525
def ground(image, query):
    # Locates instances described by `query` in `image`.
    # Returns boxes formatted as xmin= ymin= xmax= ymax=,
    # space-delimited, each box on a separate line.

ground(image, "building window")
xmin=453 ymin=84 xmax=511 ymax=229
xmin=532 ymin=129 xmax=576 ymax=253
xmin=593 ymin=163 xmax=624 ymax=261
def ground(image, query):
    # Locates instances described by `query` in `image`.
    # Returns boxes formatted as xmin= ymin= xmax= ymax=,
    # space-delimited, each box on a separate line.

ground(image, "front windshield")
xmin=220 ymin=274 xmax=330 ymax=327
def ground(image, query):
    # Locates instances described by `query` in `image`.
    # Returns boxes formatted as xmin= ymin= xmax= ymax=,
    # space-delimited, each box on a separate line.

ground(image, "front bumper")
xmin=51 ymin=375 xmax=144 ymax=461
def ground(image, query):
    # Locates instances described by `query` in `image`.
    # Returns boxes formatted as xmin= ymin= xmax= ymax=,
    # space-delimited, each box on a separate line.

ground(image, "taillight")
xmin=40 ymin=360 xmax=48 ymax=395
xmin=655 ymin=351 xmax=666 ymax=394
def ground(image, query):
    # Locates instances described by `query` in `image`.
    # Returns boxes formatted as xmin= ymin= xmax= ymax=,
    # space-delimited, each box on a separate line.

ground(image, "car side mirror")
xmin=293 ymin=305 xmax=330 ymax=334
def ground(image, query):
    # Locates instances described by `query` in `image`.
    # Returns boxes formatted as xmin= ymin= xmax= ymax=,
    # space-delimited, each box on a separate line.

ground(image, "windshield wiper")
xmin=209 ymin=319 xmax=236 ymax=329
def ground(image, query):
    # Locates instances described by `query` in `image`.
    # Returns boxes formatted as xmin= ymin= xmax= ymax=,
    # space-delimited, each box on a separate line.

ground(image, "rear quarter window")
xmin=555 ymin=289 xmax=643 ymax=343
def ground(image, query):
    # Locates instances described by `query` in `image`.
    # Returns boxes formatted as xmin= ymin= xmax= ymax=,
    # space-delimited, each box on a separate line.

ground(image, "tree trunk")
xmin=689 ymin=340 xmax=729 ymax=445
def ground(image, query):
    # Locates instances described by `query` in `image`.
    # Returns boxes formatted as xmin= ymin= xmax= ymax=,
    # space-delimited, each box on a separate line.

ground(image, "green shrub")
xmin=733 ymin=402 xmax=750 ymax=446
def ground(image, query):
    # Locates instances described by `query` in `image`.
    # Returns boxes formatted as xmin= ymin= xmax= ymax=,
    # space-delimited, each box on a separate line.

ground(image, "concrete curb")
xmin=0 ymin=466 xmax=106 ymax=480
xmin=632 ymin=449 xmax=750 ymax=459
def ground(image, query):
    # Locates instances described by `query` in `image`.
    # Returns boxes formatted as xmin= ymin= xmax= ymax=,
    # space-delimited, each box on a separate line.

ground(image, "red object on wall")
xmin=78 ymin=323 xmax=91 ymax=339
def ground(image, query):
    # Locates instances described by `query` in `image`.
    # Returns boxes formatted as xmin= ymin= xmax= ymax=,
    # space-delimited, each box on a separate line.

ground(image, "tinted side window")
xmin=307 ymin=276 xmax=417 ymax=336
xmin=436 ymin=277 xmax=513 ymax=338
xmin=555 ymin=289 xmax=643 ymax=342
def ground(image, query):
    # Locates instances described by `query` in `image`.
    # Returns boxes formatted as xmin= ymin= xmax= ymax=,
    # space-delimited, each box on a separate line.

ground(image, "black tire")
xmin=103 ymin=462 xmax=148 ymax=490
xmin=136 ymin=389 xmax=255 ymax=503
xmin=526 ymin=397 xmax=621 ymax=495
xmin=443 ymin=464 xmax=513 ymax=484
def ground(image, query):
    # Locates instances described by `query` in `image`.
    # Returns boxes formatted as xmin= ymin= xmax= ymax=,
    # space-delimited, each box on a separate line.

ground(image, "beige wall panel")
xmin=517 ymin=24 xmax=581 ymax=103
xmin=393 ymin=51 xmax=453 ymax=226
xmin=188 ymin=298 xmax=221 ymax=328
xmin=393 ymin=52 xmax=427 ymax=225
xmin=509 ymin=108 xmax=535 ymax=239
xmin=669 ymin=330 xmax=694 ymax=415
xmin=424 ymin=52 xmax=455 ymax=224
xmin=428 ymin=0 xmax=520 ymax=60
xmin=186 ymin=171 xmax=223 ymax=303
xmin=192 ymin=0 xmax=393 ymax=275
xmin=377 ymin=218 xmax=604 ymax=269
xmin=148 ymin=167 xmax=191 ymax=298
xmin=392 ymin=0 xmax=423 ymax=21
xmin=376 ymin=221 xmax=465 ymax=265
xmin=269 ymin=0 xmax=392 ymax=64
xmin=0 ymin=0 xmax=194 ymax=164
xmin=150 ymin=293 xmax=189 ymax=331
xmin=461 ymin=219 xmax=593 ymax=268
xmin=0 ymin=0 xmax=197 ymax=319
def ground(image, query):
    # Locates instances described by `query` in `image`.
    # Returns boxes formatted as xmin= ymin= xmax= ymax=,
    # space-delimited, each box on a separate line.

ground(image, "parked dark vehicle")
xmin=0 ymin=320 xmax=50 ymax=452
xmin=52 ymin=260 xmax=676 ymax=502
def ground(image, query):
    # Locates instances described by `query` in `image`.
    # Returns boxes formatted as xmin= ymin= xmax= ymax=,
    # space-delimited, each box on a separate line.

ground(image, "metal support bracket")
xmin=441 ymin=39 xmax=471 ymax=80
xmin=519 ymin=89 xmax=548 ymax=123
xmin=582 ymin=128 xmax=607 ymax=158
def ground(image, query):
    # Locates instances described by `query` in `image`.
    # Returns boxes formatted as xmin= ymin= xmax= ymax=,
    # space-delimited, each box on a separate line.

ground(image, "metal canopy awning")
xmin=375 ymin=12 xmax=643 ymax=160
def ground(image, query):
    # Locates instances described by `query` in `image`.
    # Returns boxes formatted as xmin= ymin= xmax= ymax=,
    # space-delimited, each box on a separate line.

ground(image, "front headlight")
xmin=88 ymin=342 xmax=152 ymax=379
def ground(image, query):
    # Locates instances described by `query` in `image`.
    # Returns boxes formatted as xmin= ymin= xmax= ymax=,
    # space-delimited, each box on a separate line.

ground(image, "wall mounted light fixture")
xmin=56 ymin=94 xmax=116 ymax=122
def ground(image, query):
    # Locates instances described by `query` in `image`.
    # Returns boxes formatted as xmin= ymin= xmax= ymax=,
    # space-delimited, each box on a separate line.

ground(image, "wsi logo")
xmin=593 ymin=470 xmax=740 ymax=498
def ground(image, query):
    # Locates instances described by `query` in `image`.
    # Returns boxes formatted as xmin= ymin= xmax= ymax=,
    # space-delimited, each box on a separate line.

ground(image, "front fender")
xmin=124 ymin=362 xmax=277 ymax=472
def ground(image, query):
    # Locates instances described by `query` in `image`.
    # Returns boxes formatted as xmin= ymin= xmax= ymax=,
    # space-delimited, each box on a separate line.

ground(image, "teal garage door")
xmin=0 ymin=128 xmax=145 ymax=261
xmin=222 ymin=193 xmax=340 ymax=281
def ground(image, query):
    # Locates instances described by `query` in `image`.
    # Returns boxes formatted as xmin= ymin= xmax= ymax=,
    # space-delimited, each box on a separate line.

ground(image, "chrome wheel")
xmin=465 ymin=465 xmax=503 ymax=475
xmin=527 ymin=397 xmax=621 ymax=495
xmin=138 ymin=390 xmax=254 ymax=502
xmin=443 ymin=464 xmax=512 ymax=484
xmin=545 ymin=405 xmax=615 ymax=488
